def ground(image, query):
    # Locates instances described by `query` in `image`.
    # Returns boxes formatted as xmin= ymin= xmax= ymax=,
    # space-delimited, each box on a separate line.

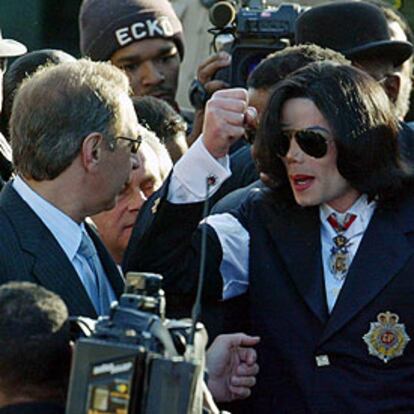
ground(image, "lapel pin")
xmin=151 ymin=197 xmax=160 ymax=215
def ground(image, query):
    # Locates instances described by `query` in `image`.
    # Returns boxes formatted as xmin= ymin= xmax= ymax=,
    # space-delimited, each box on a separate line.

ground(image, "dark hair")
xmin=132 ymin=96 xmax=187 ymax=144
xmin=247 ymin=44 xmax=349 ymax=90
xmin=255 ymin=61 xmax=408 ymax=205
xmin=132 ymin=95 xmax=188 ymax=163
xmin=1 ymin=49 xmax=75 ymax=141
xmin=0 ymin=282 xmax=70 ymax=401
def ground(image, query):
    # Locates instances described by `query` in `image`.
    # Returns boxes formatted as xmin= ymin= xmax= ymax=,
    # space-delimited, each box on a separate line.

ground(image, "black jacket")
xmin=0 ymin=183 xmax=125 ymax=317
xmin=0 ymin=402 xmax=65 ymax=414
xmin=125 ymin=180 xmax=414 ymax=413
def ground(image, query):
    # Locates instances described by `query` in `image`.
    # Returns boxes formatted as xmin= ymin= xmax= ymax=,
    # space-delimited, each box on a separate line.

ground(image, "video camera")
xmin=210 ymin=0 xmax=307 ymax=86
xmin=66 ymin=272 xmax=208 ymax=414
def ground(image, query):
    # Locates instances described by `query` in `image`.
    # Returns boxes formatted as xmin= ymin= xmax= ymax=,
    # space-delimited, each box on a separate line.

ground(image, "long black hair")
xmin=254 ymin=61 xmax=409 ymax=206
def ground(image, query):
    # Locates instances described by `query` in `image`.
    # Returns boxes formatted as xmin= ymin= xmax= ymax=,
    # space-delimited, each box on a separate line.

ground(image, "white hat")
xmin=0 ymin=31 xmax=27 ymax=58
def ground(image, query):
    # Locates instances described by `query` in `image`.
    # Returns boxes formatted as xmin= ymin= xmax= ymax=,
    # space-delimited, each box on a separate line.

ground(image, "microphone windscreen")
xmin=209 ymin=1 xmax=236 ymax=28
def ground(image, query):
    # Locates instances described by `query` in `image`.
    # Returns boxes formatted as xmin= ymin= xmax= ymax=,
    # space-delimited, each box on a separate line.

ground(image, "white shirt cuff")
xmin=168 ymin=136 xmax=231 ymax=203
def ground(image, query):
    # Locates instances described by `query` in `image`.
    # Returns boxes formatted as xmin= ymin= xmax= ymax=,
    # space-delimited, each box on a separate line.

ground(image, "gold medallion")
xmin=362 ymin=311 xmax=410 ymax=363
xmin=329 ymin=250 xmax=350 ymax=280
xmin=333 ymin=234 xmax=347 ymax=248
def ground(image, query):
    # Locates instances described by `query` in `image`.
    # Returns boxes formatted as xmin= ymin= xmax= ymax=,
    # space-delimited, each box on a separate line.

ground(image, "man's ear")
xmin=81 ymin=132 xmax=103 ymax=171
xmin=382 ymin=74 xmax=401 ymax=104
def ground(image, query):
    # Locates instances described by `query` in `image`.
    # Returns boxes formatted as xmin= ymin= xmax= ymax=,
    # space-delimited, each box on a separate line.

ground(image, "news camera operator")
xmin=0 ymin=281 xmax=259 ymax=414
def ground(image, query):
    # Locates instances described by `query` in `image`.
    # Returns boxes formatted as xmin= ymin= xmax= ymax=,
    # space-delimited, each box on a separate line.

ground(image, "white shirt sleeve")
xmin=166 ymin=136 xmax=249 ymax=299
xmin=202 ymin=213 xmax=250 ymax=300
xmin=168 ymin=136 xmax=232 ymax=203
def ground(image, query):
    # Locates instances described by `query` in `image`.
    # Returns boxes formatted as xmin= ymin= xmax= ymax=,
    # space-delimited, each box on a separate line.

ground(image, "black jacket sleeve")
xmin=123 ymin=178 xmax=223 ymax=319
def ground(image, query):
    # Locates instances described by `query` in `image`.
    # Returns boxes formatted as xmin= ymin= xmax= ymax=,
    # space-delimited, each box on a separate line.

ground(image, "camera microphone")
xmin=209 ymin=1 xmax=237 ymax=28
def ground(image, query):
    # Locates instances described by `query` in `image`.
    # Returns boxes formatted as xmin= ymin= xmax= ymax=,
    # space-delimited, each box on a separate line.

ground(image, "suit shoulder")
xmin=0 ymin=204 xmax=18 ymax=236
xmin=241 ymin=184 xmax=290 ymax=213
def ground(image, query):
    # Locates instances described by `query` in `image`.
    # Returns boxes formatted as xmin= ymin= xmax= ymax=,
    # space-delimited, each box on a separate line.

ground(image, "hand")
xmin=206 ymin=333 xmax=260 ymax=402
xmin=202 ymin=88 xmax=257 ymax=159
xmin=187 ymin=52 xmax=232 ymax=146
xmin=197 ymin=51 xmax=232 ymax=97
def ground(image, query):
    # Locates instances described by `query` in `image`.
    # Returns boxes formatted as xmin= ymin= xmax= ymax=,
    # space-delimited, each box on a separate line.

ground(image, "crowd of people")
xmin=0 ymin=0 xmax=414 ymax=413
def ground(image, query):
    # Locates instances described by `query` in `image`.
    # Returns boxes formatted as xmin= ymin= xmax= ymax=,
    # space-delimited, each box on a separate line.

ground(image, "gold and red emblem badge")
xmin=363 ymin=311 xmax=410 ymax=363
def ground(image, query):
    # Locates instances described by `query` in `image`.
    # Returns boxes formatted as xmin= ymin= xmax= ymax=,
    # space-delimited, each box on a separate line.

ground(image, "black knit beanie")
xmin=79 ymin=0 xmax=184 ymax=62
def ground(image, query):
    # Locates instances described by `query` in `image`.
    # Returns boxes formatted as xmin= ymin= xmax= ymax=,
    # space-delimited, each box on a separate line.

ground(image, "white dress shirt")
xmin=320 ymin=195 xmax=376 ymax=312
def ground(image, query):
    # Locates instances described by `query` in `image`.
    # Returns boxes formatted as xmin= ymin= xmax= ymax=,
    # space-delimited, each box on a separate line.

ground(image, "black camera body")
xmin=211 ymin=1 xmax=307 ymax=86
xmin=66 ymin=273 xmax=207 ymax=414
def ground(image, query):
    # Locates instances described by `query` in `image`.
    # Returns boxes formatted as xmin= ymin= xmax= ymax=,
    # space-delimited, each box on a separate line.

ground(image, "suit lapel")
xmin=262 ymin=201 xmax=328 ymax=324
xmin=319 ymin=202 xmax=414 ymax=344
xmin=123 ymin=173 xmax=172 ymax=272
xmin=1 ymin=184 xmax=97 ymax=317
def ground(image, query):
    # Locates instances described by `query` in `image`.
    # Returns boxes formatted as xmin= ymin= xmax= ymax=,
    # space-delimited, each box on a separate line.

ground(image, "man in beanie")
xmin=79 ymin=0 xmax=184 ymax=112
xmin=79 ymin=0 xmax=230 ymax=143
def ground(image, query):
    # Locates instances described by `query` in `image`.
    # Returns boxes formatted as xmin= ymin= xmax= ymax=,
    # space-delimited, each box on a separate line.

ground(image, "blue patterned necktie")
xmin=78 ymin=231 xmax=112 ymax=315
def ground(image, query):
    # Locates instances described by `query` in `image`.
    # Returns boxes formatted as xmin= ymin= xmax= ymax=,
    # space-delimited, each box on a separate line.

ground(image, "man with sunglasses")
xmin=0 ymin=30 xmax=26 ymax=185
xmin=0 ymin=59 xmax=141 ymax=318
xmin=124 ymin=61 xmax=414 ymax=412
xmin=211 ymin=44 xmax=350 ymax=214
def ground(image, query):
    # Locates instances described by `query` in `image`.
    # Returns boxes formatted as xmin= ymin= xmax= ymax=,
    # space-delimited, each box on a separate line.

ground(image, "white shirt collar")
xmin=319 ymin=194 xmax=376 ymax=227
xmin=12 ymin=175 xmax=84 ymax=260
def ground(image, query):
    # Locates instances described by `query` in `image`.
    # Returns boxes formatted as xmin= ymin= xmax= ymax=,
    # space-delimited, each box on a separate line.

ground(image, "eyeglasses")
xmin=276 ymin=129 xmax=331 ymax=159
xmin=115 ymin=135 xmax=142 ymax=154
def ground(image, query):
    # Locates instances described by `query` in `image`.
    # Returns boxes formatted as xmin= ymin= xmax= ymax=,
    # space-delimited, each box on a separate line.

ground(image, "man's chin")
xmin=150 ymin=92 xmax=175 ymax=107
xmin=118 ymin=230 xmax=133 ymax=254
xmin=98 ymin=197 xmax=117 ymax=214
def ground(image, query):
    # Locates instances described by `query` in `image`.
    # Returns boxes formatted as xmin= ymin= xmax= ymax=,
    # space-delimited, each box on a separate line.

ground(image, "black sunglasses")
xmin=115 ymin=135 xmax=142 ymax=154
xmin=276 ymin=129 xmax=330 ymax=159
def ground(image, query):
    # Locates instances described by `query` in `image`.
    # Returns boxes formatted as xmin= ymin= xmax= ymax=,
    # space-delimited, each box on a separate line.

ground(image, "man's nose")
xmin=139 ymin=60 xmax=165 ymax=87
xmin=128 ymin=187 xmax=147 ymax=212
xmin=131 ymin=154 xmax=140 ymax=170
xmin=284 ymin=137 xmax=304 ymax=164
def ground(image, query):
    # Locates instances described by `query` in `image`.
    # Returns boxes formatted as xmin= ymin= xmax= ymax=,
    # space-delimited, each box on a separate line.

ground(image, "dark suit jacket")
xmin=0 ymin=183 xmax=124 ymax=317
xmin=125 ymin=183 xmax=414 ymax=413
xmin=211 ymin=179 xmax=264 ymax=214
xmin=0 ymin=402 xmax=65 ymax=414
